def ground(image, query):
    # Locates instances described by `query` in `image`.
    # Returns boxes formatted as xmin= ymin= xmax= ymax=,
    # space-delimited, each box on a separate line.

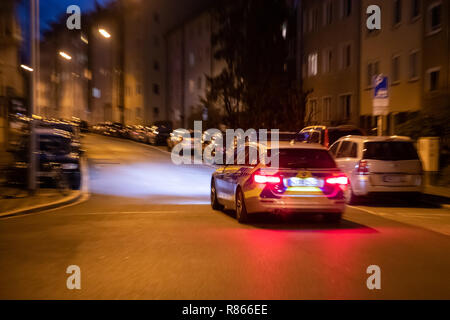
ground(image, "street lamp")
xmin=21 ymin=64 xmax=34 ymax=72
xmin=59 ymin=51 xmax=72 ymax=60
xmin=98 ymin=28 xmax=111 ymax=39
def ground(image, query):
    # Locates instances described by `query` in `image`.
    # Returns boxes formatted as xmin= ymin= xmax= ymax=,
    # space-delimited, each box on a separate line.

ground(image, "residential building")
xmin=422 ymin=0 xmax=449 ymax=112
xmin=39 ymin=23 xmax=90 ymax=121
xmin=87 ymin=5 xmax=122 ymax=124
xmin=0 ymin=0 xmax=24 ymax=151
xmin=167 ymin=10 xmax=217 ymax=129
xmin=360 ymin=0 xmax=424 ymax=134
xmin=300 ymin=0 xmax=362 ymax=127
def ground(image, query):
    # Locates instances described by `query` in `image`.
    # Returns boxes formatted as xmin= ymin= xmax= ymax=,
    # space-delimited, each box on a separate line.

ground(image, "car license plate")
xmin=286 ymin=177 xmax=323 ymax=188
xmin=383 ymin=175 xmax=406 ymax=183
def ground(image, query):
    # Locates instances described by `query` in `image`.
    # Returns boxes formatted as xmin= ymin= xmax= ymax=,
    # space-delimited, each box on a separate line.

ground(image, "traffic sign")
xmin=373 ymin=75 xmax=389 ymax=116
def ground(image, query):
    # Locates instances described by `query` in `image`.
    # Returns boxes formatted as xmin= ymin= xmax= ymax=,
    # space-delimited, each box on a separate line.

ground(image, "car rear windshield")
xmin=269 ymin=148 xmax=336 ymax=169
xmin=328 ymin=129 xmax=363 ymax=145
xmin=39 ymin=135 xmax=71 ymax=155
xmin=363 ymin=142 xmax=419 ymax=161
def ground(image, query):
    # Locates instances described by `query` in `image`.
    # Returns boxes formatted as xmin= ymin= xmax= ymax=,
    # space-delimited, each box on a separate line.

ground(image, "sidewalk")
xmin=0 ymin=188 xmax=79 ymax=216
xmin=424 ymin=185 xmax=450 ymax=200
xmin=0 ymin=157 xmax=88 ymax=218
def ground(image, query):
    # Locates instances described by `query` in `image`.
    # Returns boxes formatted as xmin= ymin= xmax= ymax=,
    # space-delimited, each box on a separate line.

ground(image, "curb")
xmin=0 ymin=157 xmax=89 ymax=219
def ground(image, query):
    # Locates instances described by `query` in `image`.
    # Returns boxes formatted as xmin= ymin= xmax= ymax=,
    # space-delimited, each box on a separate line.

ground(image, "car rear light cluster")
xmin=253 ymin=171 xmax=281 ymax=184
xmin=325 ymin=176 xmax=349 ymax=185
xmin=356 ymin=160 xmax=370 ymax=175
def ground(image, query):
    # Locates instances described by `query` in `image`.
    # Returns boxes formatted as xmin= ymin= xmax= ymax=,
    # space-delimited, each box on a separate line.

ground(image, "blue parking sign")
xmin=374 ymin=75 xmax=389 ymax=99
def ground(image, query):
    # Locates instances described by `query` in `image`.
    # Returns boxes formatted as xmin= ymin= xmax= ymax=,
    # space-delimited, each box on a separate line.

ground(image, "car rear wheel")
xmin=324 ymin=213 xmax=342 ymax=223
xmin=210 ymin=179 xmax=223 ymax=211
xmin=236 ymin=188 xmax=248 ymax=224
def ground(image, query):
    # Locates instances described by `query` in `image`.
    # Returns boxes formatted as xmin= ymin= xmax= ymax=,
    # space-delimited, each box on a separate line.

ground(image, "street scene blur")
xmin=0 ymin=0 xmax=450 ymax=299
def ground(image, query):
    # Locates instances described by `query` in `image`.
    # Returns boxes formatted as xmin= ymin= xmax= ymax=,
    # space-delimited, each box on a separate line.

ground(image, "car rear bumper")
xmin=357 ymin=185 xmax=423 ymax=196
xmin=245 ymin=197 xmax=345 ymax=215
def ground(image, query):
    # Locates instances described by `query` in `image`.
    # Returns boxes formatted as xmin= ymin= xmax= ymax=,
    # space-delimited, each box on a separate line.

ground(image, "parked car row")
xmin=92 ymin=121 xmax=173 ymax=146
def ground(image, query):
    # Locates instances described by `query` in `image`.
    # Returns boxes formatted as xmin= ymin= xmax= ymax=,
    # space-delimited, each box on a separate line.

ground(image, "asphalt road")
xmin=1 ymin=134 xmax=449 ymax=299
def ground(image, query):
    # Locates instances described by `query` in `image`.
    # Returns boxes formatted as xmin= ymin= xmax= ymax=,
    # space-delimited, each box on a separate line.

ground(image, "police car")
xmin=210 ymin=141 xmax=347 ymax=223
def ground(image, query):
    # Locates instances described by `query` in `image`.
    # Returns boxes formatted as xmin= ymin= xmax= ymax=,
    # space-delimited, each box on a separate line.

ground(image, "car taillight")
xmin=356 ymin=160 xmax=370 ymax=175
xmin=326 ymin=176 xmax=349 ymax=185
xmin=254 ymin=172 xmax=281 ymax=184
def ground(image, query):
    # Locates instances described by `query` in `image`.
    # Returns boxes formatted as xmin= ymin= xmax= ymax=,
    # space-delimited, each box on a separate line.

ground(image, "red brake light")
xmin=357 ymin=160 xmax=370 ymax=175
xmin=254 ymin=174 xmax=281 ymax=184
xmin=326 ymin=176 xmax=349 ymax=185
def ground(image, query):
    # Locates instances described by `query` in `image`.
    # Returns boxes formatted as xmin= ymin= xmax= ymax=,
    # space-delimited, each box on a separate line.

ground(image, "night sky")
xmin=18 ymin=0 xmax=112 ymax=62
xmin=20 ymin=0 xmax=112 ymax=31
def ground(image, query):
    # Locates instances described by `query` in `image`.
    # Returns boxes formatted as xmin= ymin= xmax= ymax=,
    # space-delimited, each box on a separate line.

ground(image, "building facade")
xmin=300 ymin=0 xmax=362 ymax=127
xmin=360 ymin=0 xmax=424 ymax=134
xmin=0 ymin=0 xmax=24 ymax=150
xmin=422 ymin=0 xmax=449 ymax=112
xmin=39 ymin=24 xmax=90 ymax=122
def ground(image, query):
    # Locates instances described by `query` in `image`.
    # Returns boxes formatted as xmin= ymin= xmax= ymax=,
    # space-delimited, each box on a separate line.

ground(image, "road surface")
xmin=1 ymin=134 xmax=449 ymax=299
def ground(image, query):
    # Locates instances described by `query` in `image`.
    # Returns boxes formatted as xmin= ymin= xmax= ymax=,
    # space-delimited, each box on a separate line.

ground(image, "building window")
xmin=323 ymin=97 xmax=332 ymax=121
xmin=323 ymin=1 xmax=333 ymax=25
xmin=153 ymin=107 xmax=159 ymax=116
xmin=153 ymin=84 xmax=160 ymax=95
xmin=392 ymin=55 xmax=401 ymax=83
xmin=189 ymin=52 xmax=195 ymax=66
xmin=411 ymin=0 xmax=421 ymax=19
xmin=312 ymin=8 xmax=319 ymax=31
xmin=189 ymin=79 xmax=195 ymax=93
xmin=367 ymin=61 xmax=380 ymax=87
xmin=341 ymin=0 xmax=352 ymax=18
xmin=427 ymin=68 xmax=440 ymax=91
xmin=323 ymin=49 xmax=332 ymax=73
xmin=428 ymin=2 xmax=442 ymax=34
xmin=409 ymin=50 xmax=419 ymax=80
xmin=308 ymin=52 xmax=318 ymax=76
xmin=303 ymin=11 xmax=308 ymax=33
xmin=341 ymin=44 xmax=351 ymax=69
xmin=393 ymin=0 xmax=402 ymax=26
xmin=308 ymin=99 xmax=319 ymax=122
xmin=136 ymin=84 xmax=142 ymax=95
xmin=197 ymin=76 xmax=202 ymax=90
xmin=339 ymin=94 xmax=352 ymax=120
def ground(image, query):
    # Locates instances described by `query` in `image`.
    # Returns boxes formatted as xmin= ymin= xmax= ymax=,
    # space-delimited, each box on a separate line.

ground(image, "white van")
xmin=329 ymin=136 xmax=423 ymax=204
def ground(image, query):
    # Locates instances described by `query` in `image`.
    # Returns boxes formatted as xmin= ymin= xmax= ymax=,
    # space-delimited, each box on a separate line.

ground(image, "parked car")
xmin=297 ymin=125 xmax=365 ymax=148
xmin=211 ymin=141 xmax=347 ymax=223
xmin=13 ymin=128 xmax=82 ymax=190
xmin=38 ymin=120 xmax=82 ymax=155
xmin=127 ymin=125 xmax=148 ymax=143
xmin=147 ymin=121 xmax=173 ymax=145
xmin=329 ymin=136 xmax=423 ymax=204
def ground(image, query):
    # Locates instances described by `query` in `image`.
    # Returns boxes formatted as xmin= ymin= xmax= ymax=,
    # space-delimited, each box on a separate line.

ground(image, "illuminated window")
xmin=308 ymin=52 xmax=318 ymax=76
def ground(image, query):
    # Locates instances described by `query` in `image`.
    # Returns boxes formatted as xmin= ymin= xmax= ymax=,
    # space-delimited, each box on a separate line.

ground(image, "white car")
xmin=329 ymin=136 xmax=423 ymax=204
